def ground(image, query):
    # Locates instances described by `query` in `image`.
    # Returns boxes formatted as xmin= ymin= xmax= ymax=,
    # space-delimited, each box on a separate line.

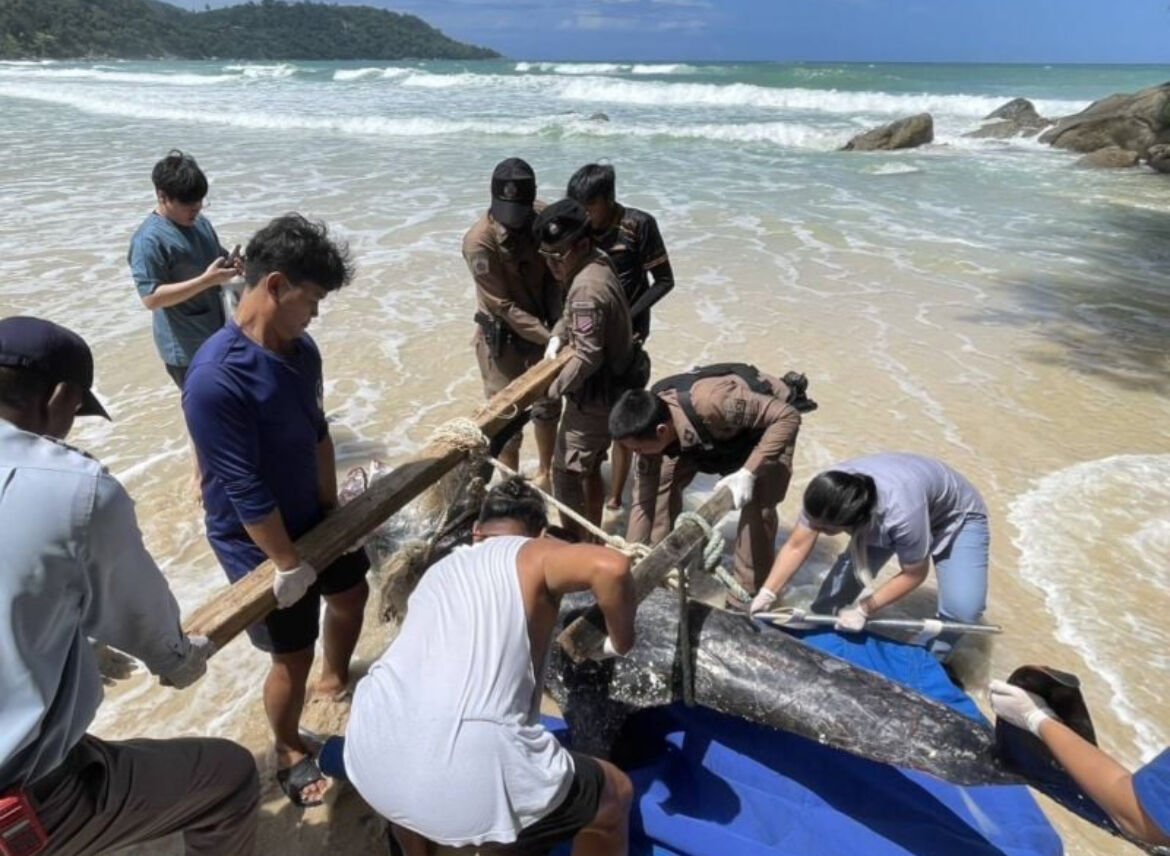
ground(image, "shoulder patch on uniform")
xmin=469 ymin=252 xmax=491 ymax=276
xmin=574 ymin=309 xmax=595 ymax=335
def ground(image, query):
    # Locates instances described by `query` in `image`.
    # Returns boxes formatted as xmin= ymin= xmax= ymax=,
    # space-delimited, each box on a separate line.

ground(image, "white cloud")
xmin=560 ymin=13 xmax=641 ymax=30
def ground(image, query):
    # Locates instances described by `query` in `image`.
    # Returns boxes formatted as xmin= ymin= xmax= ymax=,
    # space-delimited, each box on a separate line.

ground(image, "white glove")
xmin=714 ymin=468 xmax=756 ymax=510
xmin=544 ymin=335 xmax=563 ymax=361
xmin=749 ymin=588 xmax=777 ymax=616
xmin=160 ymin=635 xmax=215 ymax=689
xmin=989 ymin=679 xmax=1056 ymax=736
xmin=597 ymin=637 xmax=627 ymax=659
xmin=835 ymin=602 xmax=869 ymax=632
xmin=274 ymin=562 xmax=317 ymax=609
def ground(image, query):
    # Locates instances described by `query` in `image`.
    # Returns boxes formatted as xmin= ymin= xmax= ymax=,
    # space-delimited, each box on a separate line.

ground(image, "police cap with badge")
xmin=490 ymin=157 xmax=538 ymax=230
xmin=532 ymin=198 xmax=591 ymax=254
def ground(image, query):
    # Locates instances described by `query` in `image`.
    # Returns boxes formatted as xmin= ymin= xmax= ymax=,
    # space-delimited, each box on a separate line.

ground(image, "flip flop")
xmin=276 ymin=755 xmax=326 ymax=807
xmin=297 ymin=729 xmax=348 ymax=781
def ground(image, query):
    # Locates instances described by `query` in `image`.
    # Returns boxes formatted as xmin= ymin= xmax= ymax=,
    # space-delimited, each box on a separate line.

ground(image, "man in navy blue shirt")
xmin=183 ymin=214 xmax=369 ymax=808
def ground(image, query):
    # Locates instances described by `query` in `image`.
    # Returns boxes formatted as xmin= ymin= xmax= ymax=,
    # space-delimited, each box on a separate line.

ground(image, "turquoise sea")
xmin=1 ymin=59 xmax=1168 ymax=854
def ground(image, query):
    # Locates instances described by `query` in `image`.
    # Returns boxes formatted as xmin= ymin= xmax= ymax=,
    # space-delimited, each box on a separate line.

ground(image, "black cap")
xmin=0 ymin=317 xmax=111 ymax=420
xmin=489 ymin=157 xmax=537 ymax=230
xmin=533 ymin=198 xmax=590 ymax=250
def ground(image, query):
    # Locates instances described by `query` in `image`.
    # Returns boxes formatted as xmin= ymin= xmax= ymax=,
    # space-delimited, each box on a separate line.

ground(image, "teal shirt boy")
xmin=128 ymin=211 xmax=227 ymax=369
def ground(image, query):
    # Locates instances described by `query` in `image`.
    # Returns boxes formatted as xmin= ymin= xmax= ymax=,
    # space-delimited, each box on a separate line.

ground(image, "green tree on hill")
xmin=0 ymin=0 xmax=500 ymax=60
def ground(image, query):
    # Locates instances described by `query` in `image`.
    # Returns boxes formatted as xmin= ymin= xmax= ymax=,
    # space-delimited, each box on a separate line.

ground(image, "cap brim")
xmin=490 ymin=199 xmax=535 ymax=230
xmin=79 ymin=389 xmax=111 ymax=421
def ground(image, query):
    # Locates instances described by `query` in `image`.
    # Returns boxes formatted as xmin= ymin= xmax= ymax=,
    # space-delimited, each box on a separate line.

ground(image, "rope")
xmin=486 ymin=457 xmax=651 ymax=560
xmin=430 ymin=417 xmax=490 ymax=458
xmin=671 ymin=511 xmax=750 ymax=602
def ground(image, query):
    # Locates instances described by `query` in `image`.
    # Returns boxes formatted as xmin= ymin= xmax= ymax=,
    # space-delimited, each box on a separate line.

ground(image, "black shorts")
xmin=510 ymin=752 xmax=606 ymax=855
xmin=165 ymin=363 xmax=189 ymax=390
xmin=247 ymin=549 xmax=370 ymax=654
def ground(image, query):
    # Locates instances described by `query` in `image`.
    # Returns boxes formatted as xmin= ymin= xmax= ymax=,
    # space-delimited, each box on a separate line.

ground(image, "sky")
xmin=168 ymin=0 xmax=1170 ymax=64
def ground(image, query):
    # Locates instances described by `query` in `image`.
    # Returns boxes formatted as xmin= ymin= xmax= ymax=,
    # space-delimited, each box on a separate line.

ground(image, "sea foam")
xmin=1010 ymin=454 xmax=1170 ymax=762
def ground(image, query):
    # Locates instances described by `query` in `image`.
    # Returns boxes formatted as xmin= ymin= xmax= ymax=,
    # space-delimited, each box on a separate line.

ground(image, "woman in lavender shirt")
xmin=751 ymin=452 xmax=989 ymax=661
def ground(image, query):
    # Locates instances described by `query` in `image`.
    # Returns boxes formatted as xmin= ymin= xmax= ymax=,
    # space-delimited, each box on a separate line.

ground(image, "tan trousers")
xmin=28 ymin=735 xmax=259 ymax=856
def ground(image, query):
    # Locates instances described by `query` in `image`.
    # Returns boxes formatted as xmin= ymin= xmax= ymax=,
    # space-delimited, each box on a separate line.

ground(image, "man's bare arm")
xmin=538 ymin=541 xmax=636 ymax=653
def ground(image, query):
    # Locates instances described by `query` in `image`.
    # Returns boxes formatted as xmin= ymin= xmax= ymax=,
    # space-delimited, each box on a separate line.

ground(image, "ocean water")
xmin=1 ymin=59 xmax=1168 ymax=854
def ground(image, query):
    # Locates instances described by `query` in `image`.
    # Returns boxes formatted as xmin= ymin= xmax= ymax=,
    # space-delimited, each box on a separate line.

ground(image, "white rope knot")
xmin=431 ymin=418 xmax=489 ymax=456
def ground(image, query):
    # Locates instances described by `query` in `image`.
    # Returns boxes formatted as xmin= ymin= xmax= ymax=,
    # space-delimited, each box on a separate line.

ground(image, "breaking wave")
xmin=0 ymin=66 xmax=235 ymax=86
xmin=333 ymin=67 xmax=415 ymax=82
xmin=0 ymin=83 xmax=847 ymax=148
xmin=514 ymin=61 xmax=697 ymax=76
xmin=222 ymin=63 xmax=299 ymax=78
xmin=555 ymin=78 xmax=1084 ymax=118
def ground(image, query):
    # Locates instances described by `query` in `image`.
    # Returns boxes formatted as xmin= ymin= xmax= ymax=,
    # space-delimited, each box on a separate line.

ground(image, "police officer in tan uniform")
xmin=567 ymin=163 xmax=674 ymax=514
xmin=537 ymin=199 xmax=641 ymax=540
xmin=463 ymin=158 xmax=562 ymax=483
xmin=608 ymin=364 xmax=816 ymax=596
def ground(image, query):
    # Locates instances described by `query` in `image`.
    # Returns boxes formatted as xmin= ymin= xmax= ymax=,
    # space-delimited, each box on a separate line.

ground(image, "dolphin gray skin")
xmin=545 ymin=588 xmax=1021 ymax=786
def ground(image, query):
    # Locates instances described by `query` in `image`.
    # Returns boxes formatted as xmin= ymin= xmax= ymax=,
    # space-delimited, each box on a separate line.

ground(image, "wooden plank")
xmin=185 ymin=349 xmax=573 ymax=651
xmin=556 ymin=487 xmax=735 ymax=663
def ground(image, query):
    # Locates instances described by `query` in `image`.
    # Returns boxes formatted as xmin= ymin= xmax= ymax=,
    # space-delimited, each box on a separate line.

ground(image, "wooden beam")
xmin=556 ymin=487 xmax=735 ymax=663
xmin=184 ymin=350 xmax=573 ymax=651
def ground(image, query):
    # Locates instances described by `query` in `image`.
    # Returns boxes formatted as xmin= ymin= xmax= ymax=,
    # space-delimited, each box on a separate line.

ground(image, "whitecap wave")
xmin=1010 ymin=454 xmax=1170 ymax=762
xmin=630 ymin=63 xmax=695 ymax=75
xmin=0 ymin=66 xmax=234 ymax=85
xmin=556 ymin=78 xmax=1085 ymax=119
xmin=222 ymin=63 xmax=298 ymax=79
xmin=333 ymin=67 xmax=414 ymax=82
xmin=0 ymin=83 xmax=851 ymax=149
xmin=515 ymin=61 xmax=629 ymax=75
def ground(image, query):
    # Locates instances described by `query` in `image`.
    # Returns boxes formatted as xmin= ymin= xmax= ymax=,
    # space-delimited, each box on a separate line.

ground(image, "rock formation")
xmin=841 ymin=113 xmax=934 ymax=152
xmin=1040 ymin=82 xmax=1170 ymax=157
xmin=965 ymin=97 xmax=1051 ymax=140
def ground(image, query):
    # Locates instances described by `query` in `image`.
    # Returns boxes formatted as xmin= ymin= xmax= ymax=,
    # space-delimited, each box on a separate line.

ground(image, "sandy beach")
xmin=1 ymin=58 xmax=1168 ymax=855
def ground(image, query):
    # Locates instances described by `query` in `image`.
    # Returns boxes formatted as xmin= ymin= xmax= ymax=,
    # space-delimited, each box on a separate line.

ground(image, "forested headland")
xmin=0 ymin=0 xmax=500 ymax=60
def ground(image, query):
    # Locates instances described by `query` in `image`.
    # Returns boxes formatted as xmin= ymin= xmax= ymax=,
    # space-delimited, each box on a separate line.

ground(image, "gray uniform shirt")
xmin=802 ymin=452 xmax=988 ymax=565
xmin=0 ymin=420 xmax=189 ymax=788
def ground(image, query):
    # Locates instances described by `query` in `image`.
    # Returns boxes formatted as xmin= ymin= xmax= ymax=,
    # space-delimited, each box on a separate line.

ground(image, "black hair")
xmin=566 ymin=163 xmax=616 ymax=205
xmin=151 ymin=149 xmax=208 ymax=204
xmin=0 ymin=366 xmax=52 ymax=414
xmin=802 ymin=470 xmax=878 ymax=530
xmin=243 ymin=214 xmax=354 ymax=292
xmin=478 ymin=476 xmax=548 ymax=535
xmin=608 ymin=388 xmax=669 ymax=441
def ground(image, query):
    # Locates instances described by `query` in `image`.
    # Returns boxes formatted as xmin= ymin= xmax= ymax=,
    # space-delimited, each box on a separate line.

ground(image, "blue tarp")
xmin=549 ymin=630 xmax=1062 ymax=856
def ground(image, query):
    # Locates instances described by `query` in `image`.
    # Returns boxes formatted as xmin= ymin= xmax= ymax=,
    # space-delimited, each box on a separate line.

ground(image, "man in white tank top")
xmin=345 ymin=477 xmax=636 ymax=855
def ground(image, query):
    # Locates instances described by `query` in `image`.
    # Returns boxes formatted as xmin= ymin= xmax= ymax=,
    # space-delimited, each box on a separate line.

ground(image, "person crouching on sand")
xmin=0 ymin=316 xmax=258 ymax=855
xmin=344 ymin=477 xmax=635 ymax=856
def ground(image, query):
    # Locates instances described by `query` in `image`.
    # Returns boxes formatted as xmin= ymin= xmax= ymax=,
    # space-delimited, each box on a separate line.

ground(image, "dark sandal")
xmin=276 ymin=755 xmax=326 ymax=807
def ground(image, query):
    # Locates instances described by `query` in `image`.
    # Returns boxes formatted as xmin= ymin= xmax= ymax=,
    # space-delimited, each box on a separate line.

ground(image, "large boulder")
xmin=1040 ymin=82 xmax=1170 ymax=156
xmin=964 ymin=97 xmax=1051 ymax=139
xmin=1075 ymin=146 xmax=1140 ymax=169
xmin=986 ymin=97 xmax=1044 ymax=123
xmin=1147 ymin=143 xmax=1170 ymax=174
xmin=841 ymin=113 xmax=933 ymax=152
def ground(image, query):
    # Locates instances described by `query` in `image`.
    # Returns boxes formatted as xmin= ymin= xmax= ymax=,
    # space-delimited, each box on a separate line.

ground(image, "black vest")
xmin=651 ymin=363 xmax=773 ymax=475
